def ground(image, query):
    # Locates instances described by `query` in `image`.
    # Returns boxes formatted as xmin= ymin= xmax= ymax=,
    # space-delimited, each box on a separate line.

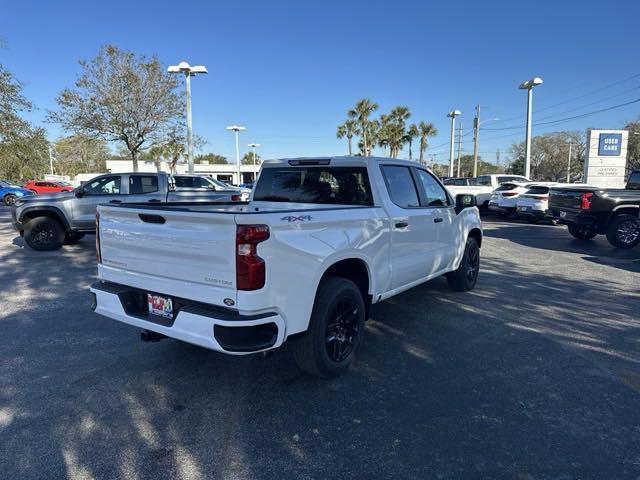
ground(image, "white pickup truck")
xmin=91 ymin=157 xmax=482 ymax=377
xmin=445 ymin=174 xmax=531 ymax=209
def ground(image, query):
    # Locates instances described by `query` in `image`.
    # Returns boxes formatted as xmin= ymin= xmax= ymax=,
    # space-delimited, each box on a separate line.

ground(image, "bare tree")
xmin=48 ymin=45 xmax=182 ymax=172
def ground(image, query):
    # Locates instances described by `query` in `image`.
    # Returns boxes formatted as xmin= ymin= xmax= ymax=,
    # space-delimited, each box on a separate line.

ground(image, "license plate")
xmin=559 ymin=211 xmax=567 ymax=218
xmin=147 ymin=294 xmax=173 ymax=318
xmin=518 ymin=206 xmax=528 ymax=211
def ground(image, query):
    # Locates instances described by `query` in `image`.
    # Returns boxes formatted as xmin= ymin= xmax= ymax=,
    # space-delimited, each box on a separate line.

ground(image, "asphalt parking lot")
xmin=1 ymin=207 xmax=639 ymax=480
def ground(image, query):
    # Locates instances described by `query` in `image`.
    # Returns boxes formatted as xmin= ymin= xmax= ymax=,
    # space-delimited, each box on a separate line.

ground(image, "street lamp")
xmin=247 ymin=143 xmax=260 ymax=183
xmin=168 ymin=61 xmax=208 ymax=174
xmin=519 ymin=76 xmax=543 ymax=179
xmin=226 ymin=125 xmax=246 ymax=185
xmin=447 ymin=110 xmax=462 ymax=177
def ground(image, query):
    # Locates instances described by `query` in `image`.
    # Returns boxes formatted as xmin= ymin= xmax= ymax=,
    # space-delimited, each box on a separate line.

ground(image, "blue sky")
xmin=3 ymin=0 xmax=639 ymax=164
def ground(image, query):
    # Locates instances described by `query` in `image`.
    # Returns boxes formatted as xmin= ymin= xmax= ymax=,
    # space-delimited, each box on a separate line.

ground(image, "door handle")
xmin=109 ymin=200 xmax=122 ymax=204
xmin=394 ymin=221 xmax=409 ymax=228
xmin=147 ymin=199 xmax=162 ymax=203
xmin=434 ymin=217 xmax=444 ymax=223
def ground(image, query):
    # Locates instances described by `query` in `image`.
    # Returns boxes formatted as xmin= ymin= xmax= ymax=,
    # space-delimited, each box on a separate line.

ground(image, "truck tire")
xmin=606 ymin=214 xmax=640 ymax=249
xmin=3 ymin=194 xmax=17 ymax=206
xmin=64 ymin=232 xmax=86 ymax=244
xmin=24 ymin=217 xmax=65 ymax=251
xmin=567 ymin=224 xmax=597 ymax=240
xmin=292 ymin=277 xmax=366 ymax=377
xmin=446 ymin=237 xmax=480 ymax=292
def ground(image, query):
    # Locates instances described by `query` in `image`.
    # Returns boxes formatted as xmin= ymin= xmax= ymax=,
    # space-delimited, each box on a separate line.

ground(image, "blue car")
xmin=0 ymin=179 xmax=35 ymax=206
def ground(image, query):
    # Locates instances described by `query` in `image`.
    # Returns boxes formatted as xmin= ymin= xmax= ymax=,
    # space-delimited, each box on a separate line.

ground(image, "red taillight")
xmin=231 ymin=194 xmax=241 ymax=202
xmin=581 ymin=192 xmax=594 ymax=210
xmin=96 ymin=211 xmax=102 ymax=263
xmin=502 ymin=192 xmax=518 ymax=197
xmin=236 ymin=224 xmax=269 ymax=290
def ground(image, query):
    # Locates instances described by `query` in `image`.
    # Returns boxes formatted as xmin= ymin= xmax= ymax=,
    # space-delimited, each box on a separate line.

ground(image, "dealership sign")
xmin=584 ymin=129 xmax=628 ymax=188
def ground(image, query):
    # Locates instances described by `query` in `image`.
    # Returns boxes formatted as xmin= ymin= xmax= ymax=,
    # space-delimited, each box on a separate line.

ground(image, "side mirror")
xmin=455 ymin=194 xmax=476 ymax=214
xmin=75 ymin=188 xmax=85 ymax=198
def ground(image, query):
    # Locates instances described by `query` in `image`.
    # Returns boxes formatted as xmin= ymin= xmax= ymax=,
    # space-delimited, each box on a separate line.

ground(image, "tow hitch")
xmin=140 ymin=330 xmax=167 ymax=342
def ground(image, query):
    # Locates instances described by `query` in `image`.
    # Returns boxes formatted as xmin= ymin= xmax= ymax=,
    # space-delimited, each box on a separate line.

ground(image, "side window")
xmin=416 ymin=169 xmax=451 ymax=207
xmin=627 ymin=171 xmax=640 ymax=189
xmin=36 ymin=182 xmax=46 ymax=187
xmin=476 ymin=176 xmax=491 ymax=186
xmin=130 ymin=175 xmax=159 ymax=194
xmin=381 ymin=165 xmax=420 ymax=208
xmin=84 ymin=176 xmax=121 ymax=195
xmin=174 ymin=177 xmax=192 ymax=188
xmin=194 ymin=177 xmax=213 ymax=189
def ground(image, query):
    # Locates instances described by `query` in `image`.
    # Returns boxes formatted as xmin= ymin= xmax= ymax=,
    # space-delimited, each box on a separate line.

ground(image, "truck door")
xmin=381 ymin=165 xmax=444 ymax=289
xmin=72 ymin=175 xmax=124 ymax=229
xmin=413 ymin=168 xmax=457 ymax=269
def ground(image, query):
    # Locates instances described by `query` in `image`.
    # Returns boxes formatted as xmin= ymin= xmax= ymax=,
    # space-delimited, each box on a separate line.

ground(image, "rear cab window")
xmin=253 ymin=166 xmax=373 ymax=205
xmin=381 ymin=166 xmax=420 ymax=208
xmin=130 ymin=175 xmax=159 ymax=194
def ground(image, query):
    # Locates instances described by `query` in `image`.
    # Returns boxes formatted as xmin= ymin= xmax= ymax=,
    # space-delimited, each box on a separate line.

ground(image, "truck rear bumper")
xmin=90 ymin=281 xmax=285 ymax=354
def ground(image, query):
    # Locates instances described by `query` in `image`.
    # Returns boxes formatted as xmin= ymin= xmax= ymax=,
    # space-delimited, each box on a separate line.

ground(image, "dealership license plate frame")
xmin=147 ymin=294 xmax=174 ymax=319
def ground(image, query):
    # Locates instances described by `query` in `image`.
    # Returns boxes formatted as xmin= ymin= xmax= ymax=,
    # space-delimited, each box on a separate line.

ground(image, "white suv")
xmin=488 ymin=182 xmax=532 ymax=217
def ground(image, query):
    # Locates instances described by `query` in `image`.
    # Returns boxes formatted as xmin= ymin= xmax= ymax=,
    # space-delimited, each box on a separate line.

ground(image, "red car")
xmin=24 ymin=180 xmax=74 ymax=194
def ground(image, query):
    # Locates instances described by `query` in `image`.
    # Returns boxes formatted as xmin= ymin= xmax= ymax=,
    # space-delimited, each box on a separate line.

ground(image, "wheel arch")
xmin=318 ymin=257 xmax=373 ymax=319
xmin=20 ymin=206 xmax=71 ymax=232
xmin=607 ymin=205 xmax=639 ymax=224
xmin=468 ymin=227 xmax=482 ymax=248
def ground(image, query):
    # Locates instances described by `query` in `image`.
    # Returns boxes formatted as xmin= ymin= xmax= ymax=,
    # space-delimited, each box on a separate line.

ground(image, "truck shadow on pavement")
xmin=1 ymin=224 xmax=640 ymax=480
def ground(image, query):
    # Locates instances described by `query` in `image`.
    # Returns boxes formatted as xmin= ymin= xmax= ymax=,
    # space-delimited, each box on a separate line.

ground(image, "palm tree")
xmin=348 ymin=98 xmax=378 ymax=156
xmin=418 ymin=121 xmax=438 ymax=164
xmin=336 ymin=119 xmax=358 ymax=156
xmin=406 ymin=124 xmax=419 ymax=160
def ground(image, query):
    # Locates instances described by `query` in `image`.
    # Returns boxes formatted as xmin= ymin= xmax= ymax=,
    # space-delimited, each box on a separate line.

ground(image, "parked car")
xmin=239 ymin=183 xmax=254 ymax=189
xmin=172 ymin=174 xmax=244 ymax=200
xmin=1 ymin=179 xmax=35 ymax=206
xmin=90 ymin=156 xmax=483 ymax=377
xmin=548 ymin=170 xmax=640 ymax=248
xmin=516 ymin=183 xmax=592 ymax=224
xmin=11 ymin=172 xmax=244 ymax=251
xmin=488 ymin=182 xmax=532 ymax=216
xmin=446 ymin=174 xmax=530 ymax=208
xmin=24 ymin=180 xmax=75 ymax=194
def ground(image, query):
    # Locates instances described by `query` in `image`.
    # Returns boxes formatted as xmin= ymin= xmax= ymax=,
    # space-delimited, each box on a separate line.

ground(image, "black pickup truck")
xmin=548 ymin=170 xmax=640 ymax=248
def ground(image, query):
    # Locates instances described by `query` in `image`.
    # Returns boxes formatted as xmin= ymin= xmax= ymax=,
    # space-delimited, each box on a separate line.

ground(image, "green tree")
xmin=195 ymin=153 xmax=228 ymax=164
xmin=336 ymin=119 xmax=358 ymax=156
xmin=406 ymin=124 xmax=419 ymax=160
xmin=241 ymin=151 xmax=261 ymax=165
xmin=455 ymin=154 xmax=499 ymax=177
xmin=348 ymin=98 xmax=378 ymax=156
xmin=53 ymin=134 xmax=110 ymax=176
xmin=0 ymin=61 xmax=50 ymax=181
xmin=418 ymin=121 xmax=438 ymax=164
xmin=507 ymin=131 xmax=585 ymax=181
xmin=48 ymin=45 xmax=182 ymax=172
xmin=624 ymin=120 xmax=640 ymax=174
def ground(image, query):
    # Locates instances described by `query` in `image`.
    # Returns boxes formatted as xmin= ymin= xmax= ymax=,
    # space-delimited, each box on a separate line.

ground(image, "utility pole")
xmin=456 ymin=123 xmax=463 ymax=177
xmin=473 ymin=104 xmax=480 ymax=177
xmin=566 ymin=142 xmax=572 ymax=183
xmin=496 ymin=149 xmax=501 ymax=171
xmin=48 ymin=145 xmax=54 ymax=175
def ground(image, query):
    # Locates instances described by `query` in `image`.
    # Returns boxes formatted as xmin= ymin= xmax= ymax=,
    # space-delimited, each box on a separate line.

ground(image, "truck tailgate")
xmin=549 ymin=188 xmax=592 ymax=209
xmin=98 ymin=205 xmax=237 ymax=305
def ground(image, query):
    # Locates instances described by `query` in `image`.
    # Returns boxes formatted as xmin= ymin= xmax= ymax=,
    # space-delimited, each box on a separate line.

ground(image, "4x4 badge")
xmin=281 ymin=215 xmax=312 ymax=222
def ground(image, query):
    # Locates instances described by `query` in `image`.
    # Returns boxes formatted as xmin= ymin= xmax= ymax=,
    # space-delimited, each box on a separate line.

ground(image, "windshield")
xmin=254 ymin=166 xmax=373 ymax=205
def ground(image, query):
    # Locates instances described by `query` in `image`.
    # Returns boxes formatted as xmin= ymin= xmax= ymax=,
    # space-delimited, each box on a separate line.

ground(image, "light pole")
xmin=447 ymin=110 xmax=461 ymax=177
xmin=248 ymin=143 xmax=260 ymax=183
xmin=566 ymin=141 xmax=572 ymax=183
xmin=168 ymin=61 xmax=208 ymax=174
xmin=226 ymin=125 xmax=246 ymax=185
xmin=519 ymin=77 xmax=543 ymax=179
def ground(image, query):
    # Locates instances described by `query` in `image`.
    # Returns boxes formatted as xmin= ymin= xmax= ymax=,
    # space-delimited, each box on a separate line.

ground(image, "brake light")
xmin=231 ymin=194 xmax=241 ymax=202
xmin=581 ymin=192 xmax=594 ymax=210
xmin=236 ymin=224 xmax=269 ymax=290
xmin=502 ymin=192 xmax=518 ymax=197
xmin=96 ymin=211 xmax=102 ymax=264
